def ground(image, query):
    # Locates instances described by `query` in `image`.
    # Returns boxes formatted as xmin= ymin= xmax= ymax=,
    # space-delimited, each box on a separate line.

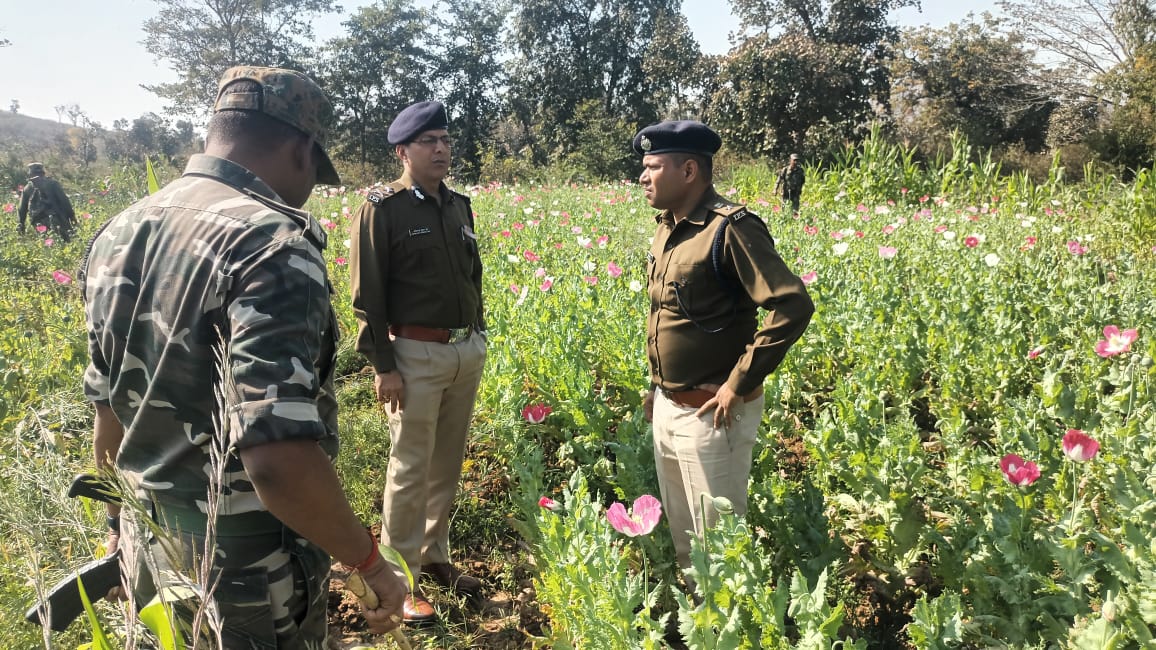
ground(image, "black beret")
xmin=388 ymin=100 xmax=450 ymax=145
xmin=632 ymin=120 xmax=722 ymax=157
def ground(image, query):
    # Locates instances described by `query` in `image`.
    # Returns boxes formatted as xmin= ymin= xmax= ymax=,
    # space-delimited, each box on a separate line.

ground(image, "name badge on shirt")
xmin=408 ymin=227 xmax=432 ymax=237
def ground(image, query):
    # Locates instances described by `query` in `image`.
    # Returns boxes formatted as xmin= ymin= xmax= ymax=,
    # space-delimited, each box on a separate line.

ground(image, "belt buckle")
xmin=447 ymin=326 xmax=472 ymax=344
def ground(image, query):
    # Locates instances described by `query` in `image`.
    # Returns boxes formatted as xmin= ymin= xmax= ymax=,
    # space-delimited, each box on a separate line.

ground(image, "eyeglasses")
xmin=413 ymin=135 xmax=453 ymax=147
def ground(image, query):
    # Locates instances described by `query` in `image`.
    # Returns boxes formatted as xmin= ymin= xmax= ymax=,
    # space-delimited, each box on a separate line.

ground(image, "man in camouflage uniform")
xmin=774 ymin=153 xmax=805 ymax=215
xmin=82 ymin=66 xmax=405 ymax=648
xmin=350 ymin=100 xmax=486 ymax=623
xmin=634 ymin=121 xmax=814 ymax=574
xmin=18 ymin=162 xmax=76 ymax=241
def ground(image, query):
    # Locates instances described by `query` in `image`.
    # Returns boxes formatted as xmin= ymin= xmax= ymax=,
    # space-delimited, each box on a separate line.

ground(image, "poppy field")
xmin=1 ymin=133 xmax=1155 ymax=649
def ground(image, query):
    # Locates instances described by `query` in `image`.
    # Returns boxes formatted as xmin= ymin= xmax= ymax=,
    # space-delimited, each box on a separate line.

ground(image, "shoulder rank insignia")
xmin=711 ymin=202 xmax=748 ymax=222
xmin=367 ymin=185 xmax=398 ymax=205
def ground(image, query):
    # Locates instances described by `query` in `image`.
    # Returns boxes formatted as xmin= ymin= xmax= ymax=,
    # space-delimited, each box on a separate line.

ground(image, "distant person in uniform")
xmin=774 ymin=153 xmax=805 ymax=215
xmin=18 ymin=162 xmax=76 ymax=241
xmin=81 ymin=65 xmax=405 ymax=647
xmin=634 ymin=121 xmax=814 ymax=576
xmin=349 ymin=100 xmax=487 ymax=624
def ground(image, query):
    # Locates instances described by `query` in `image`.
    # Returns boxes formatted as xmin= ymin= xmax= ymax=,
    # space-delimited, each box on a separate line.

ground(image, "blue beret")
xmin=632 ymin=120 xmax=722 ymax=157
xmin=388 ymin=101 xmax=449 ymax=145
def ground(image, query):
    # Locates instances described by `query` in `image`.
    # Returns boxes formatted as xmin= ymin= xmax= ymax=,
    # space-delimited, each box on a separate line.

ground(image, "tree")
xmin=142 ymin=0 xmax=338 ymax=120
xmin=890 ymin=15 xmax=1058 ymax=153
xmin=709 ymin=0 xmax=919 ymax=157
xmin=9 ymin=100 xmax=17 ymax=114
xmin=317 ymin=0 xmax=434 ymax=177
xmin=507 ymin=0 xmax=699 ymax=173
xmin=997 ymin=0 xmax=1154 ymax=96
xmin=432 ymin=0 xmax=508 ymax=181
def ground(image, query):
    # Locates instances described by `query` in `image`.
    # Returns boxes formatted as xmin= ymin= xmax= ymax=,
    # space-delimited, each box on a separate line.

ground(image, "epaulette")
xmin=367 ymin=182 xmax=405 ymax=205
xmin=709 ymin=200 xmax=750 ymax=222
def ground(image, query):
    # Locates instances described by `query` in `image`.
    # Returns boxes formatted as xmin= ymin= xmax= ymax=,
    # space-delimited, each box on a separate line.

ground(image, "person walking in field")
xmin=18 ymin=162 xmax=76 ymax=241
xmin=81 ymin=65 xmax=405 ymax=647
xmin=349 ymin=100 xmax=487 ymax=624
xmin=774 ymin=153 xmax=805 ymax=215
xmin=634 ymin=121 xmax=814 ymax=576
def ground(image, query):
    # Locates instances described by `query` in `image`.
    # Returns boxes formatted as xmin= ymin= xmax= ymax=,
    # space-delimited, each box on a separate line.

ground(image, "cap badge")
xmin=640 ymin=135 xmax=652 ymax=152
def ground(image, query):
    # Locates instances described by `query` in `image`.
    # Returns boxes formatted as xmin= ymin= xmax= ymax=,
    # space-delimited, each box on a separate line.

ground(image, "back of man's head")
xmin=27 ymin=162 xmax=46 ymax=177
xmin=206 ymin=81 xmax=304 ymax=150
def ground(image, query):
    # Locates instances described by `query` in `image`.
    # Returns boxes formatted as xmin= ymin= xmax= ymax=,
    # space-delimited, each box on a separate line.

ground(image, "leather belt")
xmin=662 ymin=386 xmax=764 ymax=409
xmin=390 ymin=324 xmax=473 ymax=344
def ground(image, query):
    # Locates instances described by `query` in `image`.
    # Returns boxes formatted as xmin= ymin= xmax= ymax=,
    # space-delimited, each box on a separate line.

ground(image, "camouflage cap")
xmin=214 ymin=66 xmax=341 ymax=186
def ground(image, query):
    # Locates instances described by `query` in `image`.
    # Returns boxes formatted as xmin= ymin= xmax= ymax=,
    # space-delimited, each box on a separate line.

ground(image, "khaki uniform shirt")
xmin=350 ymin=172 xmax=485 ymax=373
xmin=647 ymin=189 xmax=814 ymax=395
xmin=82 ymin=154 xmax=339 ymax=526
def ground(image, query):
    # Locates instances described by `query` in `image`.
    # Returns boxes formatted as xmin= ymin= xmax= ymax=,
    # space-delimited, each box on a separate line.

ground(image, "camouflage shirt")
xmin=83 ymin=154 xmax=339 ymax=527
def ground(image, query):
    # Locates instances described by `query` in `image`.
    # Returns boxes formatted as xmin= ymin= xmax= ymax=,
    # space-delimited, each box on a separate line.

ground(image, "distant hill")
xmin=0 ymin=111 xmax=80 ymax=160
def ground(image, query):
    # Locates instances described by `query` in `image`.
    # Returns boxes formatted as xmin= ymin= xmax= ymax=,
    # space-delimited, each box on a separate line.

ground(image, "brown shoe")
xmin=402 ymin=592 xmax=436 ymax=624
xmin=421 ymin=562 xmax=483 ymax=596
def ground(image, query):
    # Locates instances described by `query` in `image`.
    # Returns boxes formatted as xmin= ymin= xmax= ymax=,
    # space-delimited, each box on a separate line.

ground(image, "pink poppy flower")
xmin=878 ymin=246 xmax=897 ymax=259
xmin=900 ymin=187 xmax=909 ymax=195
xmin=571 ymin=226 xmax=583 ymax=234
xmin=524 ymin=250 xmax=540 ymax=262
xmin=36 ymin=224 xmax=48 ymax=233
xmin=596 ymin=235 xmax=610 ymax=247
xmin=513 ymin=222 xmax=525 ymax=230
xmin=509 ymin=283 xmax=521 ymax=294
xmin=606 ymin=495 xmax=663 ymax=537
xmin=534 ymin=267 xmax=547 ymax=277
xmin=1000 ymin=453 xmax=1041 ymax=486
xmin=1028 ymin=346 xmax=1044 ymax=359
xmin=2 ymin=203 xmax=13 ymax=213
xmin=882 ymin=225 xmax=895 ymax=235
xmin=82 ymin=212 xmax=92 ymax=220
xmin=607 ymin=262 xmax=623 ymax=278
xmin=44 ymin=238 xmax=54 ymax=247
xmin=539 ymin=278 xmax=553 ymax=291
xmin=1095 ymin=325 xmax=1139 ymax=358
xmin=52 ymin=270 xmax=72 ymax=284
xmin=334 ymin=257 xmax=347 ymax=266
xmin=854 ymin=230 xmax=865 ymax=238
xmin=935 ymin=224 xmax=947 ymax=234
xmin=500 ymin=230 xmax=511 ymax=238
xmin=830 ymin=231 xmax=844 ymax=240
xmin=804 ymin=225 xmax=818 ymax=236
xmin=800 ymin=271 xmax=818 ymax=285
xmin=964 ymin=236 xmax=980 ymax=248
xmin=585 ymin=275 xmax=599 ymax=285
xmin=1022 ymin=236 xmax=1037 ymax=251
xmin=919 ymin=195 xmax=929 ymax=203
xmin=522 ymin=403 xmax=552 ymax=424
xmin=538 ymin=496 xmax=560 ymax=511
xmin=1067 ymin=240 xmax=1088 ymax=255
xmin=1062 ymin=429 xmax=1099 ymax=462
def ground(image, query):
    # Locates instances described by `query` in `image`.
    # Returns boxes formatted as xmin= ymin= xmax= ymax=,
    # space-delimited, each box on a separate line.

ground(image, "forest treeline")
xmin=4 ymin=0 xmax=1155 ymax=186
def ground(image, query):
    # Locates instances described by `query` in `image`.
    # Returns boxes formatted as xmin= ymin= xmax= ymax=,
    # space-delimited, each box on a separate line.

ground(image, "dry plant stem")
xmin=345 ymin=572 xmax=412 ymax=650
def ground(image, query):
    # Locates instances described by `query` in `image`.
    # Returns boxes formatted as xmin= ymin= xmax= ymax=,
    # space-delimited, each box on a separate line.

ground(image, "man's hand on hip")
xmin=695 ymin=383 xmax=741 ymax=429
xmin=375 ymin=371 xmax=405 ymax=414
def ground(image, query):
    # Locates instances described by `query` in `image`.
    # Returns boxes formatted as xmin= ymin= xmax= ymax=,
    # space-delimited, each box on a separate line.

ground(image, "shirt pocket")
xmin=666 ymin=261 xmax=733 ymax=325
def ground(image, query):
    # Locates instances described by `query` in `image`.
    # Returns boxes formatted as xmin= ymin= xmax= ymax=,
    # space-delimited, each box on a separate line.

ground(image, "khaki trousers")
xmin=380 ymin=333 xmax=486 ymax=573
xmin=652 ymin=389 xmax=764 ymax=569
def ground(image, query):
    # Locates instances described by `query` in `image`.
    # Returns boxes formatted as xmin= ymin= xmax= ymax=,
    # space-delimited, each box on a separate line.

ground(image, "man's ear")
xmin=683 ymin=157 xmax=698 ymax=183
xmin=396 ymin=144 xmax=409 ymax=165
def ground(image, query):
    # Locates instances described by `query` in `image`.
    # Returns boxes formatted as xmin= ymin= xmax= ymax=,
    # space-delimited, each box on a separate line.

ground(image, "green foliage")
xmin=317 ymin=0 xmax=433 ymax=174
xmin=142 ymin=0 xmax=339 ymax=119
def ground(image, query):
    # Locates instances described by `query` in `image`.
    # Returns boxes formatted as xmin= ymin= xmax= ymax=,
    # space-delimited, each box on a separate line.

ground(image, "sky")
xmin=1 ymin=0 xmax=999 ymax=128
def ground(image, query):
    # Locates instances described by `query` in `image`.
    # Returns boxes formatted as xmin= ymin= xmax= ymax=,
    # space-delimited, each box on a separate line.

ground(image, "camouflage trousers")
xmin=124 ymin=514 xmax=331 ymax=650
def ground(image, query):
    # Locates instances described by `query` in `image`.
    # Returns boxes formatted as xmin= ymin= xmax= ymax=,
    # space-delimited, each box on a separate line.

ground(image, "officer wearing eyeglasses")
xmin=349 ymin=100 xmax=487 ymax=623
xmin=634 ymin=120 xmax=814 ymax=575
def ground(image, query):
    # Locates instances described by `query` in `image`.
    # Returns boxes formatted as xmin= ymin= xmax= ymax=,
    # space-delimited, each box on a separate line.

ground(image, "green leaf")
xmin=146 ymin=157 xmax=160 ymax=195
xmin=140 ymin=595 xmax=185 ymax=650
xmin=77 ymin=574 xmax=115 ymax=650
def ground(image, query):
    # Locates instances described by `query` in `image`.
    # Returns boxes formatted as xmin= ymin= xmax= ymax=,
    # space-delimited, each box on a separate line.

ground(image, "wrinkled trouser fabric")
xmin=124 ymin=517 xmax=330 ymax=650
xmin=651 ymin=390 xmax=764 ymax=569
xmin=380 ymin=333 xmax=486 ymax=575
